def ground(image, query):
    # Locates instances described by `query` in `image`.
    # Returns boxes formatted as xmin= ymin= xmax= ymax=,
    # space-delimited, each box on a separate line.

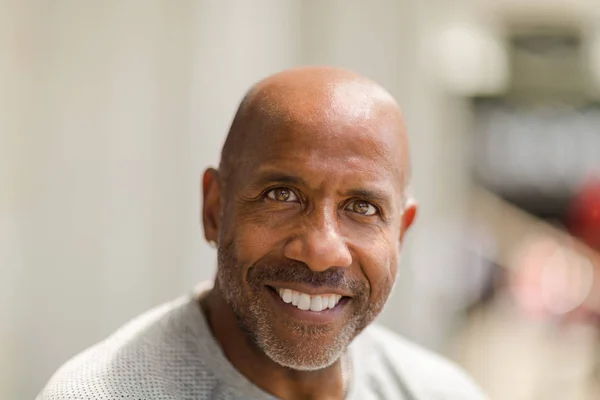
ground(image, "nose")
xmin=283 ymin=207 xmax=353 ymax=272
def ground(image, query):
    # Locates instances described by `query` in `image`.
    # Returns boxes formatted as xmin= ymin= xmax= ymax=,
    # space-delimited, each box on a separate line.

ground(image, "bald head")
xmin=234 ymin=67 xmax=397 ymax=125
xmin=219 ymin=66 xmax=411 ymax=192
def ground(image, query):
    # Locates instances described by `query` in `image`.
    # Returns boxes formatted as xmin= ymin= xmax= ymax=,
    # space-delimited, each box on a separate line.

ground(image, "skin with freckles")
xmin=201 ymin=66 xmax=417 ymax=400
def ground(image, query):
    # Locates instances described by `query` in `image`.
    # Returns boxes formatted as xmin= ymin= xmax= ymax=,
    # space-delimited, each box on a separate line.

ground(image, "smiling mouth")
xmin=267 ymin=286 xmax=348 ymax=312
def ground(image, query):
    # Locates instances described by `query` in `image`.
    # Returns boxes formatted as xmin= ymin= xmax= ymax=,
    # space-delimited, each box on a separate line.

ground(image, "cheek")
xmin=225 ymin=209 xmax=286 ymax=268
xmin=354 ymin=234 xmax=399 ymax=296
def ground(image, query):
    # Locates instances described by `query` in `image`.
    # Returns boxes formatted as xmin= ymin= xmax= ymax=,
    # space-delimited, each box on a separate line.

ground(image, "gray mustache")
xmin=247 ymin=261 xmax=364 ymax=294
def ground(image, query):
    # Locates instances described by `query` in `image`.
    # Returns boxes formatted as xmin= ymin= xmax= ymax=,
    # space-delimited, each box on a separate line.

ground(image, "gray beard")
xmin=216 ymin=241 xmax=389 ymax=371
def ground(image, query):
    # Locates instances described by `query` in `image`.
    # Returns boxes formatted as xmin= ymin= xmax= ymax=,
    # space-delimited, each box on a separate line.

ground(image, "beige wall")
xmin=1 ymin=1 xmax=480 ymax=398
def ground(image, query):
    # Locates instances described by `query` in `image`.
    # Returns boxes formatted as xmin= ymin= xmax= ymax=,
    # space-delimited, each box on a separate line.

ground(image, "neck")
xmin=200 ymin=284 xmax=348 ymax=400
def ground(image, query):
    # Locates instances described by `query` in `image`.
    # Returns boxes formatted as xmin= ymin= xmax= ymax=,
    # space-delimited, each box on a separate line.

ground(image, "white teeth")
xmin=282 ymin=289 xmax=293 ymax=304
xmin=276 ymin=288 xmax=343 ymax=312
xmin=310 ymin=296 xmax=323 ymax=312
xmin=329 ymin=294 xmax=337 ymax=309
xmin=298 ymin=294 xmax=311 ymax=311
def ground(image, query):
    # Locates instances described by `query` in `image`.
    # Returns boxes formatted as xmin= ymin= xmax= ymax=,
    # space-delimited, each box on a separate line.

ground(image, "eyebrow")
xmin=251 ymin=171 xmax=309 ymax=189
xmin=343 ymin=187 xmax=392 ymax=206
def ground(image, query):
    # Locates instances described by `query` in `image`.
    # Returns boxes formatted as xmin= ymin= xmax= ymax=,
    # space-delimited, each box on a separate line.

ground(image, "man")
xmin=38 ymin=67 xmax=486 ymax=399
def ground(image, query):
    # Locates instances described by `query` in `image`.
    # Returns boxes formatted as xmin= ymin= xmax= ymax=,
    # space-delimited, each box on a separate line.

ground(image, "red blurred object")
xmin=568 ymin=175 xmax=600 ymax=252
xmin=510 ymin=237 xmax=594 ymax=320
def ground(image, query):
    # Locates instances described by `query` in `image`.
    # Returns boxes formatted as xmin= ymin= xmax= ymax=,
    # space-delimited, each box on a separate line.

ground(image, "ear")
xmin=399 ymin=197 xmax=418 ymax=244
xmin=202 ymin=168 xmax=222 ymax=243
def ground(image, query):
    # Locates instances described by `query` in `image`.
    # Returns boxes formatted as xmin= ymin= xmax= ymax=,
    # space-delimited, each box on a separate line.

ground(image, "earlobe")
xmin=202 ymin=168 xmax=222 ymax=243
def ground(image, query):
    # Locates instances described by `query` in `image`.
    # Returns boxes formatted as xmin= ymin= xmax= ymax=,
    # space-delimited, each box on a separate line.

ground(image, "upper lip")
xmin=267 ymin=282 xmax=352 ymax=297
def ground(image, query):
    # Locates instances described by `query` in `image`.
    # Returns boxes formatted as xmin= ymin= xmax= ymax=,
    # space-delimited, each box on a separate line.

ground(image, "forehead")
xmin=239 ymin=111 xmax=407 ymax=192
xmin=260 ymin=124 xmax=392 ymax=166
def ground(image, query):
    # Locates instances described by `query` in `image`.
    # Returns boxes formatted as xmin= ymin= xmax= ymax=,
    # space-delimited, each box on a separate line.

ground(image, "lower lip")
xmin=265 ymin=287 xmax=350 ymax=324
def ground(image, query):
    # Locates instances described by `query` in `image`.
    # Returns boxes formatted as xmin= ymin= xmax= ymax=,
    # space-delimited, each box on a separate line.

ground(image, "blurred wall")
xmin=1 ymin=1 xmax=477 ymax=398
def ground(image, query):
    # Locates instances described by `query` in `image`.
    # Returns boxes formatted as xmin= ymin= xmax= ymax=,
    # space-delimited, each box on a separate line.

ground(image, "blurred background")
xmin=2 ymin=0 xmax=600 ymax=399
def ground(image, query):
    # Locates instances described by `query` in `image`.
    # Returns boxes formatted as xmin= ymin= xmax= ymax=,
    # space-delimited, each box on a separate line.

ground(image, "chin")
xmin=252 ymin=313 xmax=355 ymax=371
xmin=263 ymin=338 xmax=344 ymax=371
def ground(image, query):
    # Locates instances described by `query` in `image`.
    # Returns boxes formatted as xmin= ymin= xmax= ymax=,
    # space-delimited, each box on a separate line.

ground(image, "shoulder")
xmin=353 ymin=324 xmax=488 ymax=400
xmin=37 ymin=296 xmax=216 ymax=400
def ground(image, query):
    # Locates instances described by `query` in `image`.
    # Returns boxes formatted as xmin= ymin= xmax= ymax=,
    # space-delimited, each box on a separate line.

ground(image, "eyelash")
xmin=263 ymin=187 xmax=381 ymax=217
xmin=345 ymin=200 xmax=380 ymax=216
xmin=265 ymin=187 xmax=300 ymax=203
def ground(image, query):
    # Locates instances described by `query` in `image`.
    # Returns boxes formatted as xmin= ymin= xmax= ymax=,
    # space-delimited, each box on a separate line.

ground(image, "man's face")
xmin=213 ymin=115 xmax=412 ymax=371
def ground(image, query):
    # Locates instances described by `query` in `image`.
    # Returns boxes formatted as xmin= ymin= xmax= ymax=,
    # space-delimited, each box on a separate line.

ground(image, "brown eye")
xmin=347 ymin=200 xmax=377 ymax=216
xmin=266 ymin=187 xmax=299 ymax=202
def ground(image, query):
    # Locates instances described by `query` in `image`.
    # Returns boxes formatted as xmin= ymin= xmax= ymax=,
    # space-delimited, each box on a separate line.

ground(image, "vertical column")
xmin=0 ymin=1 xmax=34 ymax=396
